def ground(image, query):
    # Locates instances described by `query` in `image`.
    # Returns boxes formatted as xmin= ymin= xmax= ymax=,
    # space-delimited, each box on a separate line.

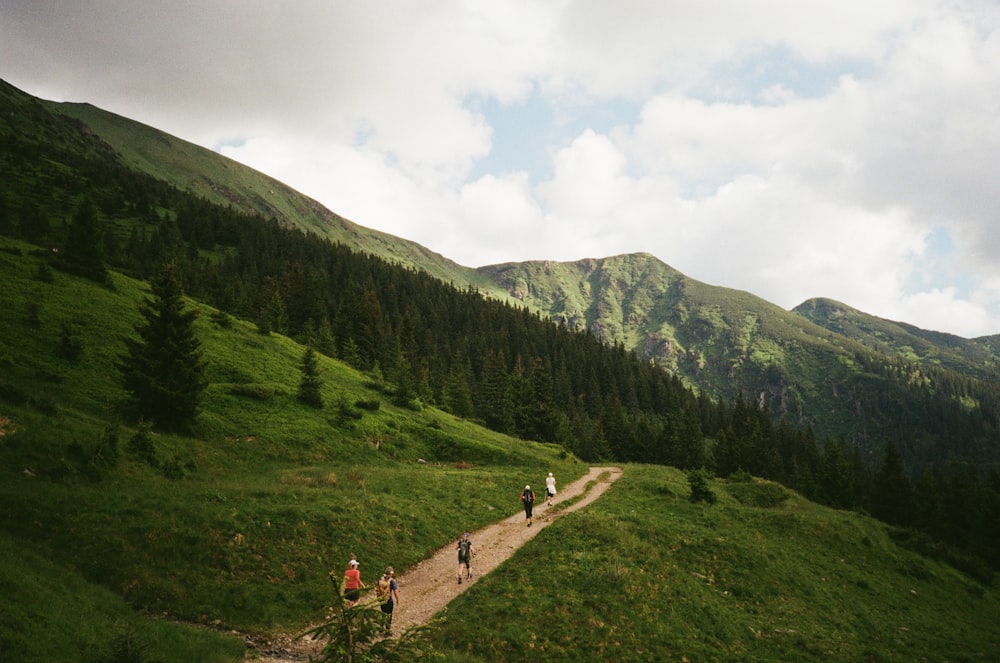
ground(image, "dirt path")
xmin=247 ymin=466 xmax=622 ymax=661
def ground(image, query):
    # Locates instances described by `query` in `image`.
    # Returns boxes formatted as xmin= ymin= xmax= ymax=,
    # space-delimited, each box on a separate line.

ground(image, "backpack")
xmin=522 ymin=489 xmax=534 ymax=504
xmin=458 ymin=539 xmax=471 ymax=562
xmin=376 ymin=575 xmax=392 ymax=603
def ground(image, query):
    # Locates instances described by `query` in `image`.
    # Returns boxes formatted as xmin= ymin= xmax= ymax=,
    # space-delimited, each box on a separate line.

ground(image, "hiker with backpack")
xmin=457 ymin=532 xmax=473 ymax=583
xmin=521 ymin=484 xmax=535 ymax=526
xmin=376 ymin=566 xmax=399 ymax=634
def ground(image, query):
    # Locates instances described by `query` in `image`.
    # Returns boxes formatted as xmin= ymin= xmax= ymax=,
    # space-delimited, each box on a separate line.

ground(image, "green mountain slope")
xmin=795 ymin=296 xmax=1000 ymax=378
xmin=20 ymin=79 xmax=1000 ymax=393
xmin=47 ymin=93 xmax=498 ymax=294
xmin=478 ymin=253 xmax=1000 ymax=460
xmin=49 ymin=84 xmax=1000 ymax=454
xmin=1 ymin=237 xmax=997 ymax=661
xmin=6 ymin=77 xmax=1000 ymax=466
xmin=0 ymin=233 xmax=581 ymax=657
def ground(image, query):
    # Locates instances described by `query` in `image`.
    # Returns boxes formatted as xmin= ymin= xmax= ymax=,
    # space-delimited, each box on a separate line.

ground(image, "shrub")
xmin=58 ymin=322 xmax=83 ymax=362
xmin=299 ymin=585 xmax=441 ymax=662
xmin=227 ymin=383 xmax=276 ymax=400
xmin=126 ymin=420 xmax=158 ymax=467
xmin=210 ymin=310 xmax=233 ymax=328
xmin=687 ymin=468 xmax=717 ymax=504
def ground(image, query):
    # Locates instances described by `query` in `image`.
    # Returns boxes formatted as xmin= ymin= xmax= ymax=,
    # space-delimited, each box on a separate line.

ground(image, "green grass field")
xmin=1 ymin=236 xmax=998 ymax=662
xmin=429 ymin=466 xmax=999 ymax=661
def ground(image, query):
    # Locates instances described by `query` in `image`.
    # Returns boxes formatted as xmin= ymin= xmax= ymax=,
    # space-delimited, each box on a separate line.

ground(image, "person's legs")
xmin=381 ymin=601 xmax=393 ymax=634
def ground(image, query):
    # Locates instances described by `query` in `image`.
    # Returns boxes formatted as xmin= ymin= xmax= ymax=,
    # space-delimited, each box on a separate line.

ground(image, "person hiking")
xmin=545 ymin=471 xmax=557 ymax=506
xmin=377 ymin=566 xmax=399 ymax=634
xmin=341 ymin=558 xmax=364 ymax=606
xmin=521 ymin=484 xmax=535 ymax=526
xmin=457 ymin=532 xmax=473 ymax=583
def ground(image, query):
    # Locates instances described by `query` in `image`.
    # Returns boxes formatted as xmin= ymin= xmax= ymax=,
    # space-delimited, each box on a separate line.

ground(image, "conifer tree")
xmin=0 ymin=189 xmax=10 ymax=236
xmin=60 ymin=196 xmax=107 ymax=283
xmin=119 ymin=262 xmax=207 ymax=432
xmin=872 ymin=439 xmax=914 ymax=526
xmin=443 ymin=357 xmax=474 ymax=418
xmin=476 ymin=350 xmax=514 ymax=434
xmin=297 ymin=346 xmax=324 ymax=408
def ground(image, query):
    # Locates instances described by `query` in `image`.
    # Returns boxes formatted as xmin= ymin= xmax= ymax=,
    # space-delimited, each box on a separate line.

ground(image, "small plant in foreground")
xmin=299 ymin=585 xmax=441 ymax=662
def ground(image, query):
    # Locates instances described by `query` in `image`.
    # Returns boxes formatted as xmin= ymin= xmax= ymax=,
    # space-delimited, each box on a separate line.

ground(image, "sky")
xmin=3 ymin=1 xmax=1000 ymax=338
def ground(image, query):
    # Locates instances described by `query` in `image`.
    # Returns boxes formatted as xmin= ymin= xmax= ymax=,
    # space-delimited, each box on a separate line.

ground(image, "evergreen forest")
xmin=2 ymin=77 xmax=999 ymax=583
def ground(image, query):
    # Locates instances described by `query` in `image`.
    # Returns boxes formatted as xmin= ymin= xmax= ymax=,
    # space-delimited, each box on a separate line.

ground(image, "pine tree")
xmin=60 ymin=196 xmax=107 ymax=283
xmin=297 ymin=346 xmax=324 ymax=408
xmin=443 ymin=356 xmax=474 ymax=418
xmin=119 ymin=262 xmax=207 ymax=432
xmin=872 ymin=439 xmax=914 ymax=526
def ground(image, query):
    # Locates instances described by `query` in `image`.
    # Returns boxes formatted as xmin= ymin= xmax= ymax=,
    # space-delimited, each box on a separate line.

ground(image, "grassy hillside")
xmin=0 ymin=236 xmax=581 ymax=660
xmin=47 ymin=95 xmax=499 ymax=294
xmin=480 ymin=253 xmax=1000 ymax=465
xmin=430 ymin=465 xmax=1000 ymax=661
xmin=481 ymin=254 xmax=869 ymax=423
xmin=1 ymin=237 xmax=998 ymax=661
xmin=9 ymin=78 xmax=999 ymax=468
xmin=795 ymin=297 xmax=1000 ymax=379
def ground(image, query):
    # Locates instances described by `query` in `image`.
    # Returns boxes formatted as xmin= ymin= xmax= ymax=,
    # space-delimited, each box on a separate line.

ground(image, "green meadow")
xmin=432 ymin=465 xmax=998 ymax=661
xmin=1 ymin=236 xmax=998 ymax=662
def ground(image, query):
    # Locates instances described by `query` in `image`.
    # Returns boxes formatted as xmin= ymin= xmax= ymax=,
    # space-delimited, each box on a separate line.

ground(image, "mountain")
xmin=50 ymin=92 xmax=500 ymax=295
xmin=4 ymin=78 xmax=1000 ymax=468
xmin=795 ymin=296 xmax=1000 ymax=379
xmin=480 ymin=255 xmax=1000 ymax=456
xmin=4 ymin=78 xmax=1000 ymax=662
xmin=1 ymin=235 xmax=996 ymax=659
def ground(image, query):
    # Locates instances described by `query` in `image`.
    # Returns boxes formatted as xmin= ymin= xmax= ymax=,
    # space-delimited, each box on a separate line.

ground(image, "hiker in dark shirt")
xmin=457 ymin=532 xmax=473 ymax=583
xmin=521 ymin=484 xmax=535 ymax=526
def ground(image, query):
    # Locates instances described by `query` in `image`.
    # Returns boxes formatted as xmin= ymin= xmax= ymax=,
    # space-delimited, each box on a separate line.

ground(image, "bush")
xmin=728 ymin=468 xmax=753 ymax=483
xmin=227 ymin=383 xmax=276 ymax=400
xmin=726 ymin=480 xmax=790 ymax=508
xmin=210 ymin=310 xmax=233 ymax=328
xmin=299 ymin=585 xmax=441 ymax=662
xmin=126 ymin=420 xmax=158 ymax=467
xmin=687 ymin=468 xmax=717 ymax=504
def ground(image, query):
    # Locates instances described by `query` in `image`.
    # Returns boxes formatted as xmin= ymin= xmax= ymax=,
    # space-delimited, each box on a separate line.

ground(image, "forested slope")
xmin=2 ymin=78 xmax=999 ymax=575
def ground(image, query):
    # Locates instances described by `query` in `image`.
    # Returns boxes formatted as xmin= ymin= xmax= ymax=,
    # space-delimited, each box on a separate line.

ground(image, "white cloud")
xmin=3 ymin=0 xmax=1000 ymax=336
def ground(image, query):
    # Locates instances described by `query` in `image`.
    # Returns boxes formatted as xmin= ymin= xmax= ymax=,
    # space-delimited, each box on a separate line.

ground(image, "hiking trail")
xmin=246 ymin=466 xmax=622 ymax=661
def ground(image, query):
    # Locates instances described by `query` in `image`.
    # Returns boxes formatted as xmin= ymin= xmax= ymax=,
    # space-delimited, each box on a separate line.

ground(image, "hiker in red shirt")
xmin=342 ymin=558 xmax=364 ymax=606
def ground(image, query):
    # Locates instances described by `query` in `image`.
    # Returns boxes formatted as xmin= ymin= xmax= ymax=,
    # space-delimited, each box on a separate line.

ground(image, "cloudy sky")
xmin=4 ymin=1 xmax=1000 ymax=337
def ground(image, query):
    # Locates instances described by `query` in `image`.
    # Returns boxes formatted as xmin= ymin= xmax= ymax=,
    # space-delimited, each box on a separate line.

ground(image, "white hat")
xmin=525 ymin=485 xmax=530 ymax=489
xmin=548 ymin=472 xmax=553 ymax=477
xmin=349 ymin=559 xmax=359 ymax=566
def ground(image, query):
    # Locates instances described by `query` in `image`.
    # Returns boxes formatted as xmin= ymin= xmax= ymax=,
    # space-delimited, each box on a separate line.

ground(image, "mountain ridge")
xmin=52 ymin=94 xmax=502 ymax=296
xmin=5 ymin=77 xmax=1000 ymax=459
xmin=47 ymin=83 xmax=998 ymax=345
